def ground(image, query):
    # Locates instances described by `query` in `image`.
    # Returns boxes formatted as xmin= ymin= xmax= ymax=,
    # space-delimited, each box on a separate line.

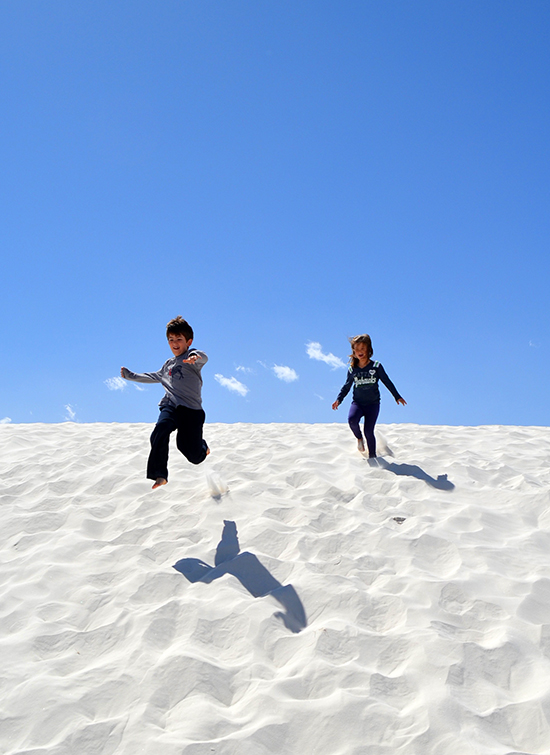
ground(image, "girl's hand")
xmin=397 ymin=398 xmax=407 ymax=406
xmin=332 ymin=400 xmax=340 ymax=410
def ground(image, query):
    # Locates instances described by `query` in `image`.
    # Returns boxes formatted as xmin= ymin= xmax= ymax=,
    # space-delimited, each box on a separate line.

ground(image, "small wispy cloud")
xmin=105 ymin=376 xmax=127 ymax=391
xmin=306 ymin=341 xmax=346 ymax=369
xmin=64 ymin=404 xmax=76 ymax=422
xmin=134 ymin=384 xmax=145 ymax=392
xmin=273 ymin=364 xmax=299 ymax=383
xmin=236 ymin=365 xmax=253 ymax=374
xmin=1 ymin=417 xmax=12 ymax=424
xmin=529 ymin=340 xmax=540 ymax=348
xmin=215 ymin=374 xmax=249 ymax=397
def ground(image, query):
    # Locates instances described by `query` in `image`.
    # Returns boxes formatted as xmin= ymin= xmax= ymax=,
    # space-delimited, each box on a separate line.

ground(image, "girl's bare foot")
xmin=152 ymin=477 xmax=167 ymax=489
xmin=357 ymin=438 xmax=365 ymax=453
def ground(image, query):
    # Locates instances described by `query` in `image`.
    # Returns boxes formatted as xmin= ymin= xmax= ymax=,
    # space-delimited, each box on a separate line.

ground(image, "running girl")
xmin=332 ymin=334 xmax=406 ymax=457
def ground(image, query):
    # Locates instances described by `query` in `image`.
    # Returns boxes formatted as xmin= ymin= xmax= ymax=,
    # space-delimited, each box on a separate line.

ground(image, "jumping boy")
xmin=121 ymin=316 xmax=209 ymax=489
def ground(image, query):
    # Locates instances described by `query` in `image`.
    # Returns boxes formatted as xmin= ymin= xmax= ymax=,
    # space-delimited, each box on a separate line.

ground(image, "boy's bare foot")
xmin=357 ymin=438 xmax=365 ymax=453
xmin=152 ymin=478 xmax=167 ymax=489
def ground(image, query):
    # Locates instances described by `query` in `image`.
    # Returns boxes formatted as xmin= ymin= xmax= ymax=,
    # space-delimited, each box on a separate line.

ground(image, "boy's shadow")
xmin=173 ymin=520 xmax=307 ymax=633
xmin=375 ymin=457 xmax=455 ymax=490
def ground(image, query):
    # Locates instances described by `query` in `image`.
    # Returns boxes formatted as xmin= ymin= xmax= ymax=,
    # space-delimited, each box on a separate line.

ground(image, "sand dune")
xmin=1 ymin=422 xmax=550 ymax=754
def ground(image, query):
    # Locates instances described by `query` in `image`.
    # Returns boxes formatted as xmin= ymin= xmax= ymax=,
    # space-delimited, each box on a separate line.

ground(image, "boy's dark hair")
xmin=349 ymin=334 xmax=373 ymax=367
xmin=166 ymin=316 xmax=194 ymax=341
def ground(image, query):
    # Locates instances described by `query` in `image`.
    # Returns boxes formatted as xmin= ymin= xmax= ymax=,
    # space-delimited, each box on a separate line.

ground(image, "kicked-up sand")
xmin=1 ymin=421 xmax=550 ymax=755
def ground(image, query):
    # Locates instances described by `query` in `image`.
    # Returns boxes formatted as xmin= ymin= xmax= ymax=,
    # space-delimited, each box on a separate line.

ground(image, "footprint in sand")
xmin=411 ymin=534 xmax=462 ymax=578
xmin=518 ymin=578 xmax=550 ymax=624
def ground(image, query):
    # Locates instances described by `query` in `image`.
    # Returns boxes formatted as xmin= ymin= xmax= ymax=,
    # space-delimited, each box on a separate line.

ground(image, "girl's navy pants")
xmin=348 ymin=401 xmax=380 ymax=457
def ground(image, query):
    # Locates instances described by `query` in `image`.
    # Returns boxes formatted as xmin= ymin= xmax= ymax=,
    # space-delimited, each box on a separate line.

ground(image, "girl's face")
xmin=353 ymin=342 xmax=370 ymax=362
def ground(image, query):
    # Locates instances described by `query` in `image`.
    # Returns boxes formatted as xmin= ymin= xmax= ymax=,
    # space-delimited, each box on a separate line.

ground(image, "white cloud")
xmin=236 ymin=365 xmax=253 ymax=373
xmin=306 ymin=341 xmax=346 ymax=369
xmin=134 ymin=384 xmax=145 ymax=392
xmin=64 ymin=404 xmax=76 ymax=422
xmin=215 ymin=374 xmax=249 ymax=397
xmin=1 ymin=417 xmax=12 ymax=424
xmin=273 ymin=364 xmax=299 ymax=383
xmin=104 ymin=376 xmax=127 ymax=391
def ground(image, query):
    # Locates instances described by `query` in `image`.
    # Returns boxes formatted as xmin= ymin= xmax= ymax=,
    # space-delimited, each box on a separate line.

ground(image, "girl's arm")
xmin=332 ymin=369 xmax=354 ymax=410
xmin=378 ymin=364 xmax=406 ymax=404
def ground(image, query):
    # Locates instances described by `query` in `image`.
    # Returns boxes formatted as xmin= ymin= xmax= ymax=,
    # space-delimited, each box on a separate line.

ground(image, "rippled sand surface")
xmin=2 ymin=422 xmax=550 ymax=754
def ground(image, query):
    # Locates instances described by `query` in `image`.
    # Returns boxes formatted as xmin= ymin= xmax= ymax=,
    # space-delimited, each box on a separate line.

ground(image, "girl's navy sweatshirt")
xmin=337 ymin=360 xmax=402 ymax=406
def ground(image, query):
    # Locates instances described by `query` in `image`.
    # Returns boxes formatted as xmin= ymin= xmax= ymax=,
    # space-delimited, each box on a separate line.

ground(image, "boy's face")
xmin=168 ymin=333 xmax=193 ymax=356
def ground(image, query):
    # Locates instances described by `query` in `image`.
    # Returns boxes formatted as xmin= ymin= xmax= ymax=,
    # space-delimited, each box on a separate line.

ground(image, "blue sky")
xmin=1 ymin=1 xmax=549 ymax=427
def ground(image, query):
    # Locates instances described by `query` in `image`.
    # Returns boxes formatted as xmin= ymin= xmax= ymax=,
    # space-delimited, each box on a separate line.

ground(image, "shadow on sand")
xmin=173 ymin=520 xmax=307 ymax=633
xmin=374 ymin=457 xmax=455 ymax=490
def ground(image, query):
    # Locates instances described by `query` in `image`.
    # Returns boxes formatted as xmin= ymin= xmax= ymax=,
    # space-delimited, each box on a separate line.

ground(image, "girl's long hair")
xmin=348 ymin=334 xmax=373 ymax=368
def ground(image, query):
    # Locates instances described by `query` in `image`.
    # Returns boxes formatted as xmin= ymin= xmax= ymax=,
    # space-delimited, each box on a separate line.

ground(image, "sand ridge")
xmin=1 ymin=422 xmax=550 ymax=754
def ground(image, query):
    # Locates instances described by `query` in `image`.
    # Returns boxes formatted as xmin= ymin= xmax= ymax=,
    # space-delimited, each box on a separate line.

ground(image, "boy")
xmin=121 ymin=316 xmax=209 ymax=489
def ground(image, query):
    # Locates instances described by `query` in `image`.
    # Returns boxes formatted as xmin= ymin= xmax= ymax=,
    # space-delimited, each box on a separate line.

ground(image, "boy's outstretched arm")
xmin=182 ymin=349 xmax=208 ymax=366
xmin=182 ymin=355 xmax=199 ymax=364
xmin=120 ymin=367 xmax=162 ymax=383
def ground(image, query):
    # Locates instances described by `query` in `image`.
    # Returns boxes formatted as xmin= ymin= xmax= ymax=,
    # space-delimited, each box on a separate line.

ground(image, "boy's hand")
xmin=332 ymin=400 xmax=340 ymax=410
xmin=182 ymin=354 xmax=200 ymax=364
xmin=397 ymin=398 xmax=407 ymax=405
xmin=120 ymin=367 xmax=126 ymax=377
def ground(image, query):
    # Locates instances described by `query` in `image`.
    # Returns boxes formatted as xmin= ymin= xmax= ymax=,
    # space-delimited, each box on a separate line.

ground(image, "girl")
xmin=332 ymin=334 xmax=406 ymax=457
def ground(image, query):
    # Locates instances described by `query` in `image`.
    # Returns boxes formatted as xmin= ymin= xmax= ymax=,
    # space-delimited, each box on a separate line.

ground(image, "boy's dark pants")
xmin=147 ymin=404 xmax=207 ymax=480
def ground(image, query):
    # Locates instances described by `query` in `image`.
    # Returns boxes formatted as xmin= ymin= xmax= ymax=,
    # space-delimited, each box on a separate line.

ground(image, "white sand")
xmin=2 ymin=421 xmax=550 ymax=755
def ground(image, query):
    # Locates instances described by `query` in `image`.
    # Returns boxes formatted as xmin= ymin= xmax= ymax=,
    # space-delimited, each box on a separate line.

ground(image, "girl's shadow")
xmin=374 ymin=457 xmax=455 ymax=490
xmin=173 ymin=520 xmax=307 ymax=633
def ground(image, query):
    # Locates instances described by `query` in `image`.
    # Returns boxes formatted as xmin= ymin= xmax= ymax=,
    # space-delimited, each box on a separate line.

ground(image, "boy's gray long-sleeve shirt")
xmin=121 ymin=349 xmax=207 ymax=411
